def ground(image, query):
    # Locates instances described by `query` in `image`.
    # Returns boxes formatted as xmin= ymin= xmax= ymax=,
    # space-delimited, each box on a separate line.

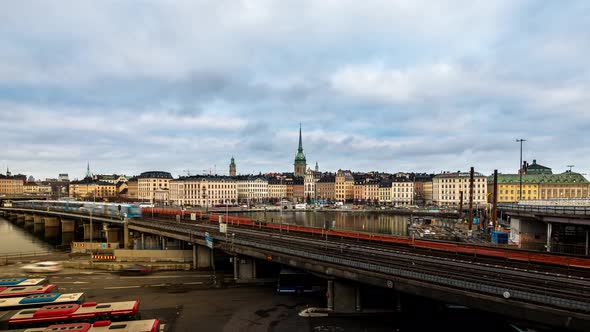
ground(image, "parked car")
xmin=118 ymin=264 xmax=153 ymax=276
xmin=21 ymin=261 xmax=63 ymax=273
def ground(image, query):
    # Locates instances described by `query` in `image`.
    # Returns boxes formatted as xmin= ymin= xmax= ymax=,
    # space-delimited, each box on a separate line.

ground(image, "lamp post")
xmin=516 ymin=139 xmax=526 ymax=201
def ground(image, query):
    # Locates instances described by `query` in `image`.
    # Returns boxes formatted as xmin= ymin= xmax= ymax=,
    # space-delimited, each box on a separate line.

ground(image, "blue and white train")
xmin=11 ymin=200 xmax=142 ymax=219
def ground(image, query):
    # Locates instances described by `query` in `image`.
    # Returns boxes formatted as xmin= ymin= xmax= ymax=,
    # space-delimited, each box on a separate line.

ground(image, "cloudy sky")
xmin=1 ymin=1 xmax=589 ymax=180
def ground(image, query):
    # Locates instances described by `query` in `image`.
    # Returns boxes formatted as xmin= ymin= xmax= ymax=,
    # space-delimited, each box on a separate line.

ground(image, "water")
xmin=234 ymin=210 xmax=414 ymax=236
xmin=0 ymin=217 xmax=56 ymax=255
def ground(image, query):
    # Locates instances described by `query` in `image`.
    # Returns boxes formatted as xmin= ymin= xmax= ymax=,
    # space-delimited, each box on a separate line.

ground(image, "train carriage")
xmin=0 ymin=285 xmax=57 ymax=298
xmin=0 ymin=293 xmax=84 ymax=311
xmin=11 ymin=200 xmax=142 ymax=219
xmin=0 ymin=300 xmax=140 ymax=330
xmin=2 ymin=319 xmax=160 ymax=332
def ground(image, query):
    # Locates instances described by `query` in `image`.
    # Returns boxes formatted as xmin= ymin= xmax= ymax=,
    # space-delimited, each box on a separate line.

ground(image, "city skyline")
xmin=1 ymin=1 xmax=589 ymax=179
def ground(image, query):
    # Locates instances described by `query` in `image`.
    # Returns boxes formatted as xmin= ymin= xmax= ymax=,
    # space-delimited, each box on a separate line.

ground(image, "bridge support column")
xmin=141 ymin=233 xmax=145 ymax=249
xmin=33 ymin=214 xmax=44 ymax=225
xmin=355 ymin=287 xmax=362 ymax=312
xmin=546 ymin=222 xmax=552 ymax=252
xmin=233 ymin=257 xmax=257 ymax=281
xmin=333 ymin=280 xmax=357 ymax=312
xmin=61 ymin=218 xmax=75 ymax=232
xmin=123 ymin=220 xmax=130 ymax=249
xmin=196 ymin=246 xmax=211 ymax=268
xmin=44 ymin=216 xmax=60 ymax=228
xmin=24 ymin=214 xmax=34 ymax=225
xmin=105 ymin=227 xmax=121 ymax=244
xmin=83 ymin=223 xmax=101 ymax=241
xmin=327 ymin=279 xmax=334 ymax=311
xmin=233 ymin=256 xmax=238 ymax=281
xmin=192 ymin=245 xmax=197 ymax=269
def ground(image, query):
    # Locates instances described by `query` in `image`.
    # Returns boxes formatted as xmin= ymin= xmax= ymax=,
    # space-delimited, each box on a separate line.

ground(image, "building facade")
xmin=392 ymin=178 xmax=415 ymax=206
xmin=268 ymin=177 xmax=287 ymax=202
xmin=379 ymin=179 xmax=392 ymax=204
xmin=335 ymin=170 xmax=355 ymax=202
xmin=236 ymin=176 xmax=269 ymax=204
xmin=303 ymin=168 xmax=319 ymax=201
xmin=433 ymin=171 xmax=488 ymax=206
xmin=138 ymin=171 xmax=173 ymax=203
xmin=170 ymin=175 xmax=238 ymax=207
xmin=317 ymin=175 xmax=335 ymax=201
xmin=0 ymin=174 xmax=24 ymax=195
xmin=69 ymin=178 xmax=116 ymax=200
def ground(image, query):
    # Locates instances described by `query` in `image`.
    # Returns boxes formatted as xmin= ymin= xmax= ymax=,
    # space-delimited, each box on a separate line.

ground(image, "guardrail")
xmin=498 ymin=203 xmax=590 ymax=216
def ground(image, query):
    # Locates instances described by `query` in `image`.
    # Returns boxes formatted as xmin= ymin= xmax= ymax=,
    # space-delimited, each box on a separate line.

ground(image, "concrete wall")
xmin=114 ymin=249 xmax=193 ymax=263
xmin=510 ymin=217 xmax=547 ymax=250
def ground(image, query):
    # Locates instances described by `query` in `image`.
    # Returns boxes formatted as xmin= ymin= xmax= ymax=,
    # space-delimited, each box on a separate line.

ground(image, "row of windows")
xmin=441 ymin=184 xmax=484 ymax=188
xmin=441 ymin=196 xmax=484 ymax=200
xmin=440 ymin=178 xmax=485 ymax=183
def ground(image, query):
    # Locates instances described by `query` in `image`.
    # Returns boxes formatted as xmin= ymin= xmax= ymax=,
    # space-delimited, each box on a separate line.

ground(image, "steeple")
xmin=315 ymin=162 xmax=319 ymax=173
xmin=229 ymin=156 xmax=236 ymax=177
xmin=298 ymin=123 xmax=303 ymax=153
xmin=294 ymin=124 xmax=307 ymax=177
xmin=6 ymin=167 xmax=10 ymax=177
xmin=85 ymin=162 xmax=92 ymax=179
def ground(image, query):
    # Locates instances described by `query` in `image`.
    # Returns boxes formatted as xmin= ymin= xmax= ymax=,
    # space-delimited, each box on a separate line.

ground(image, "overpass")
xmin=2 ymin=207 xmax=590 ymax=330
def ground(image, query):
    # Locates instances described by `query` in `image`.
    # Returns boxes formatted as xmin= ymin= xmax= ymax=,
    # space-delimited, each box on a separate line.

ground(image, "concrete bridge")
xmin=1 ymin=207 xmax=589 ymax=331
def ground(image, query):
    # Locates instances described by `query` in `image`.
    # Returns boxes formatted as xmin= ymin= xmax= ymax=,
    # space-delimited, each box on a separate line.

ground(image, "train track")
xmin=134 ymin=218 xmax=590 ymax=312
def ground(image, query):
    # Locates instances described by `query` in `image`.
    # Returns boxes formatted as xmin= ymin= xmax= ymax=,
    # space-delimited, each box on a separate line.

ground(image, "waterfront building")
xmin=170 ymin=175 xmax=238 ymax=207
xmin=268 ymin=177 xmax=287 ymax=202
xmin=335 ymin=170 xmax=355 ymax=202
xmin=294 ymin=125 xmax=307 ymax=177
xmin=0 ymin=172 xmax=25 ymax=195
xmin=236 ymin=176 xmax=268 ymax=204
xmin=378 ymin=179 xmax=392 ymax=205
xmin=138 ymin=171 xmax=173 ymax=204
xmin=433 ymin=171 xmax=488 ymax=206
xmin=414 ymin=174 xmax=434 ymax=205
xmin=392 ymin=177 xmax=414 ymax=206
xmin=487 ymin=160 xmax=589 ymax=202
xmin=353 ymin=180 xmax=365 ymax=203
xmin=69 ymin=178 xmax=116 ymax=200
xmin=126 ymin=177 xmax=138 ymax=200
xmin=229 ymin=157 xmax=236 ymax=177
xmin=293 ymin=176 xmax=305 ymax=202
xmin=304 ymin=168 xmax=319 ymax=202
xmin=23 ymin=182 xmax=52 ymax=195
xmin=317 ymin=174 xmax=335 ymax=201
xmin=285 ymin=178 xmax=294 ymax=202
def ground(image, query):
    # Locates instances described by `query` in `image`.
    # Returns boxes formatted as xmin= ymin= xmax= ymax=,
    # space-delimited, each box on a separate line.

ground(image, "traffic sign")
xmin=205 ymin=232 xmax=213 ymax=249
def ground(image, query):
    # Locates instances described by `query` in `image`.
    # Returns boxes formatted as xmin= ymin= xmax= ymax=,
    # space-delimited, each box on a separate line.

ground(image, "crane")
xmin=183 ymin=169 xmax=198 ymax=176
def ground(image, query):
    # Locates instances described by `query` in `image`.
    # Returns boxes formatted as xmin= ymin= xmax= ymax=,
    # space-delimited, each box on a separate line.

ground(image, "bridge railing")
xmin=498 ymin=203 xmax=590 ymax=216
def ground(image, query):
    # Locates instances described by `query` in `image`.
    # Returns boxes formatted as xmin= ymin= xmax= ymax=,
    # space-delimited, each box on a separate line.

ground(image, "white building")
xmin=236 ymin=176 xmax=268 ymax=204
xmin=391 ymin=178 xmax=414 ymax=206
xmin=432 ymin=171 xmax=488 ymax=206
xmin=169 ymin=176 xmax=237 ymax=208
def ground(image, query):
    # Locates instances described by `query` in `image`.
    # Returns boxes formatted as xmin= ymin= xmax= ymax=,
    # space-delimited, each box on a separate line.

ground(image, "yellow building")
xmin=268 ymin=178 xmax=287 ymax=201
xmin=379 ymin=180 xmax=392 ymax=204
xmin=433 ymin=171 xmax=488 ymax=206
xmin=0 ymin=176 xmax=24 ymax=195
xmin=335 ymin=170 xmax=354 ymax=202
xmin=69 ymin=178 xmax=116 ymax=200
xmin=317 ymin=175 xmax=335 ymax=201
xmin=126 ymin=178 xmax=138 ymax=200
xmin=138 ymin=171 xmax=173 ymax=203
xmin=170 ymin=175 xmax=238 ymax=207
xmin=488 ymin=160 xmax=589 ymax=203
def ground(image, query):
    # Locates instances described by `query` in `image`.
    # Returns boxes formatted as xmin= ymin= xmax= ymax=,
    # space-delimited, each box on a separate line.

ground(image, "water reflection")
xmin=234 ymin=211 xmax=410 ymax=236
xmin=0 ymin=217 xmax=55 ymax=255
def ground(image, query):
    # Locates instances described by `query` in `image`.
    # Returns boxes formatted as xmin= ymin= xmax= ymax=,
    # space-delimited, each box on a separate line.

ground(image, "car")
xmin=21 ymin=261 xmax=63 ymax=273
xmin=118 ymin=264 xmax=153 ymax=276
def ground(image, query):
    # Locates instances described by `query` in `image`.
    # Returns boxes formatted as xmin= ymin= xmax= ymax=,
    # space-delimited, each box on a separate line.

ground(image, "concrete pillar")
xmin=141 ymin=233 xmax=145 ymax=250
xmin=197 ymin=245 xmax=211 ymax=268
xmin=192 ymin=245 xmax=197 ymax=269
xmin=16 ymin=214 xmax=25 ymax=225
xmin=237 ymin=257 xmax=257 ymax=280
xmin=83 ymin=223 xmax=100 ymax=241
xmin=33 ymin=223 xmax=44 ymax=234
xmin=547 ymin=222 xmax=552 ymax=252
xmin=24 ymin=214 xmax=34 ymax=224
xmin=45 ymin=226 xmax=59 ymax=238
xmin=233 ymin=256 xmax=239 ymax=281
xmin=33 ymin=214 xmax=44 ymax=224
xmin=355 ymin=287 xmax=362 ymax=312
xmin=123 ymin=221 xmax=130 ymax=249
xmin=61 ymin=218 xmax=75 ymax=232
xmin=333 ymin=280 xmax=356 ymax=312
xmin=105 ymin=227 xmax=120 ymax=244
xmin=327 ymin=279 xmax=334 ymax=311
xmin=44 ymin=217 xmax=60 ymax=228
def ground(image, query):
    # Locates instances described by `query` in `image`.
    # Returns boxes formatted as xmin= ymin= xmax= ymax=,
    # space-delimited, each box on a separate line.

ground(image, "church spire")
xmin=85 ymin=162 xmax=92 ymax=179
xmin=298 ymin=123 xmax=303 ymax=153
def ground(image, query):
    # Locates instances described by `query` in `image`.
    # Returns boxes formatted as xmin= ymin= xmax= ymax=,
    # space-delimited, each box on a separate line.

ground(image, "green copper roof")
xmin=487 ymin=172 xmax=589 ymax=184
xmin=294 ymin=124 xmax=306 ymax=164
xmin=230 ymin=156 xmax=235 ymax=167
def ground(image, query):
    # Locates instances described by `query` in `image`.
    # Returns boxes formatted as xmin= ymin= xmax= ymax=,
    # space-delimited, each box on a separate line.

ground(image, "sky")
xmin=1 ymin=1 xmax=589 ymax=180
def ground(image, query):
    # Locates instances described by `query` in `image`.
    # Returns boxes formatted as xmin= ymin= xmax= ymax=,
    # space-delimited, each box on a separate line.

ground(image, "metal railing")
xmin=498 ymin=203 xmax=590 ymax=216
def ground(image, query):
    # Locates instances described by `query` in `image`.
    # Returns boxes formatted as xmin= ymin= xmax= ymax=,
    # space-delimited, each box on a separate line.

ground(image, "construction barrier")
xmin=92 ymin=254 xmax=116 ymax=260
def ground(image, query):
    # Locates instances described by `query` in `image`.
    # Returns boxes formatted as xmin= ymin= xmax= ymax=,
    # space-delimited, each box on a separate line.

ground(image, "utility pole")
xmin=468 ymin=167 xmax=474 ymax=233
xmin=492 ymin=170 xmax=498 ymax=233
xmin=458 ymin=191 xmax=463 ymax=223
xmin=516 ymin=139 xmax=526 ymax=201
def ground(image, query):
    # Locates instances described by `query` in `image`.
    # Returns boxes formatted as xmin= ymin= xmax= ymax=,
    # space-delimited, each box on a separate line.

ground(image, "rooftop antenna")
xmin=567 ymin=165 xmax=575 ymax=172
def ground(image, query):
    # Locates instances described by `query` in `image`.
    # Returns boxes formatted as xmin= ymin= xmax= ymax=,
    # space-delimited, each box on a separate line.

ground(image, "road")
xmin=0 ymin=265 xmax=326 ymax=332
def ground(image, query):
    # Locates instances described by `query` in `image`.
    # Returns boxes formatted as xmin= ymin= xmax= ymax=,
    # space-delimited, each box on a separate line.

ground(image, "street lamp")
xmin=516 ymin=139 xmax=526 ymax=201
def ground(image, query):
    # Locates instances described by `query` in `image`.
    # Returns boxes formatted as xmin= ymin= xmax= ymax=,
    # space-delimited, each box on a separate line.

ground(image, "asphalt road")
xmin=0 ymin=265 xmax=326 ymax=332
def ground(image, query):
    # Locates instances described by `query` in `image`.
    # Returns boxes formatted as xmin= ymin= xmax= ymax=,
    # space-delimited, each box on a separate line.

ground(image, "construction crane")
xmin=183 ymin=169 xmax=198 ymax=176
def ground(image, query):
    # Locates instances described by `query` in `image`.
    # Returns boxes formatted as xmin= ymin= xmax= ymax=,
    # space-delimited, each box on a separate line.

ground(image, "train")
xmin=11 ymin=200 xmax=143 ymax=219
xmin=140 ymin=207 xmax=590 ymax=269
